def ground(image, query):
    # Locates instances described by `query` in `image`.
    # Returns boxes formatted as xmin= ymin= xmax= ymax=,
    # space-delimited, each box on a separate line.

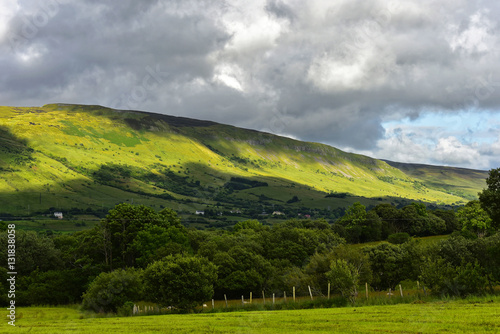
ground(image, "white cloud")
xmin=0 ymin=1 xmax=19 ymax=42
xmin=373 ymin=122 xmax=496 ymax=169
xmin=213 ymin=63 xmax=244 ymax=92
xmin=218 ymin=0 xmax=288 ymax=59
xmin=434 ymin=136 xmax=485 ymax=166
xmin=449 ymin=11 xmax=496 ymax=54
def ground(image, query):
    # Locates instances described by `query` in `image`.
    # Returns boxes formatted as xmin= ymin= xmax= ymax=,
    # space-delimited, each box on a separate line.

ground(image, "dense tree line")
xmin=0 ymin=168 xmax=498 ymax=313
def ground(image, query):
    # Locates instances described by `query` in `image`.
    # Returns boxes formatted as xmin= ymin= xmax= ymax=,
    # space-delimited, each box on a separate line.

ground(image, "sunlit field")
xmin=5 ymin=296 xmax=499 ymax=334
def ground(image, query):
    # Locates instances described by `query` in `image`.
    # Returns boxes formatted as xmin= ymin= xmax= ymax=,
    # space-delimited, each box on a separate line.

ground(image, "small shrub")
xmin=388 ymin=233 xmax=411 ymax=244
xmin=82 ymin=268 xmax=143 ymax=313
xmin=117 ymin=301 xmax=135 ymax=317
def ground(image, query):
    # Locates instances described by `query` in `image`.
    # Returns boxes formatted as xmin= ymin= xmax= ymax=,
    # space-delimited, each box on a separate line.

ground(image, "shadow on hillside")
xmin=0 ymin=157 xmax=447 ymax=219
xmin=0 ymin=125 xmax=34 ymax=170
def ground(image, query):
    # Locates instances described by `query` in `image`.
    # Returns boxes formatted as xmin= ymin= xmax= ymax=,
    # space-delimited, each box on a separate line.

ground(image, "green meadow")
xmin=6 ymin=297 xmax=500 ymax=334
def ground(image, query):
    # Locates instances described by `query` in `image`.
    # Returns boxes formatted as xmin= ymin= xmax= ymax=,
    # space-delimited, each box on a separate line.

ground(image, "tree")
xmin=263 ymin=221 xmax=343 ymax=266
xmin=82 ymin=268 xmax=143 ymax=313
xmin=326 ymin=259 xmax=359 ymax=303
xmin=420 ymin=258 xmax=487 ymax=297
xmin=339 ymin=203 xmax=382 ymax=243
xmin=99 ymin=203 xmax=183 ymax=268
xmin=400 ymin=204 xmax=426 ymax=235
xmin=478 ymin=168 xmax=500 ymax=229
xmin=433 ymin=209 xmax=459 ymax=233
xmin=0 ymin=230 xmax=63 ymax=275
xmin=53 ymin=228 xmax=109 ymax=274
xmin=457 ymin=201 xmax=493 ymax=238
xmin=425 ymin=213 xmax=447 ymax=236
xmin=339 ymin=202 xmax=367 ymax=229
xmin=305 ymin=245 xmax=371 ymax=296
xmin=366 ymin=243 xmax=408 ymax=290
xmin=18 ymin=269 xmax=89 ymax=306
xmin=469 ymin=233 xmax=500 ymax=292
xmin=371 ymin=203 xmax=402 ymax=237
xmin=143 ymin=255 xmax=217 ymax=311
xmin=130 ymin=224 xmax=190 ymax=268
xmin=212 ymin=246 xmax=273 ymax=298
xmin=233 ymin=220 xmax=263 ymax=232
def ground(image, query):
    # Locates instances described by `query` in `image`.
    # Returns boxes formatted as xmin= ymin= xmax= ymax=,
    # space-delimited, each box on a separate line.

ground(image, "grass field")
xmin=5 ymin=297 xmax=500 ymax=333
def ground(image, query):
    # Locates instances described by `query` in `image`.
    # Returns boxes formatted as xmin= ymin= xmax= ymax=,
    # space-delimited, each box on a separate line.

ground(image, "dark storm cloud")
xmin=1 ymin=0 xmax=499 ymax=168
xmin=1 ymin=0 xmax=228 ymax=105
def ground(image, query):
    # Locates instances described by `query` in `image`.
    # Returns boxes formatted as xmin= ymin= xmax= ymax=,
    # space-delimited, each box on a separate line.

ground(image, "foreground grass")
xmin=4 ymin=297 xmax=500 ymax=333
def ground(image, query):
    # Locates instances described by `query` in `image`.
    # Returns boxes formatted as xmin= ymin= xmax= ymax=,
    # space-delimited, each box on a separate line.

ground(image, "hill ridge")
xmin=0 ymin=104 xmax=488 ymax=218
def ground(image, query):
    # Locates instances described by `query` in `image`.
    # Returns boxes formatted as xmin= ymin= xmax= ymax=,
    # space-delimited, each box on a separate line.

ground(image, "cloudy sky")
xmin=1 ymin=0 xmax=500 ymax=170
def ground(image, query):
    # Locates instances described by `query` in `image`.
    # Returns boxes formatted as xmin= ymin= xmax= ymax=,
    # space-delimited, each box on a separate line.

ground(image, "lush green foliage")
xmin=326 ymin=259 xmax=359 ymax=301
xmin=457 ymin=201 xmax=493 ymax=237
xmin=387 ymin=232 xmax=411 ymax=244
xmin=99 ymin=203 xmax=188 ymax=269
xmin=420 ymin=258 xmax=487 ymax=297
xmin=82 ymin=268 xmax=143 ymax=313
xmin=143 ymin=255 xmax=217 ymax=310
xmin=479 ymin=167 xmax=500 ymax=228
xmin=1 ymin=197 xmax=498 ymax=312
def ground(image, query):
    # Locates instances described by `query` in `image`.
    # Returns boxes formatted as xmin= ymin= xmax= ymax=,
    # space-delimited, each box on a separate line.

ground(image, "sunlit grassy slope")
xmin=383 ymin=160 xmax=488 ymax=201
xmin=0 ymin=104 xmax=487 ymax=215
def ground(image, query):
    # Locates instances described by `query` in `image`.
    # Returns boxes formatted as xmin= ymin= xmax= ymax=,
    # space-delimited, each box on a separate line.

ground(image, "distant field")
xmin=6 ymin=219 xmax=99 ymax=233
xmin=6 ymin=297 xmax=500 ymax=333
xmin=349 ymin=234 xmax=450 ymax=250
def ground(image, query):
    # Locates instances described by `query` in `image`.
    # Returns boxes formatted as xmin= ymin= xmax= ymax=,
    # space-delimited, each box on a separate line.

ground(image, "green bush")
xmin=387 ymin=233 xmax=411 ymax=244
xmin=82 ymin=268 xmax=143 ymax=313
xmin=143 ymin=255 xmax=217 ymax=311
xmin=326 ymin=259 xmax=359 ymax=303
xmin=420 ymin=258 xmax=487 ymax=297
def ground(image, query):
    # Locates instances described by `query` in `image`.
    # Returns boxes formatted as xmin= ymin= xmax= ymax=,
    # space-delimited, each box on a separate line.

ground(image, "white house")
xmin=195 ymin=210 xmax=205 ymax=215
xmin=54 ymin=212 xmax=63 ymax=219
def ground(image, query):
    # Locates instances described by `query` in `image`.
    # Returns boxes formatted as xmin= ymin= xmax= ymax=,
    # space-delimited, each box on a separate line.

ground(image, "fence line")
xmin=131 ymin=282 xmax=430 ymax=315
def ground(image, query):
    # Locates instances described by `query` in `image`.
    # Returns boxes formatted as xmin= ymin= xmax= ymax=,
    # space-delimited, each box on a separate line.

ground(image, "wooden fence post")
xmin=308 ymin=285 xmax=313 ymax=300
xmin=284 ymin=291 xmax=287 ymax=302
xmin=250 ymin=292 xmax=252 ymax=304
xmin=262 ymin=291 xmax=266 ymax=304
xmin=242 ymin=295 xmax=244 ymax=305
xmin=389 ymin=288 xmax=392 ymax=299
xmin=273 ymin=293 xmax=275 ymax=305
xmin=399 ymin=284 xmax=403 ymax=298
xmin=365 ymin=283 xmax=369 ymax=299
xmin=224 ymin=294 xmax=228 ymax=308
xmin=293 ymin=286 xmax=296 ymax=302
xmin=212 ymin=299 xmax=214 ymax=310
xmin=328 ymin=282 xmax=331 ymax=299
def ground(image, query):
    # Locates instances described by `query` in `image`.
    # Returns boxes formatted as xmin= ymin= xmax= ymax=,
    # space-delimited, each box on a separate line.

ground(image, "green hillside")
xmin=383 ymin=160 xmax=488 ymax=201
xmin=0 ymin=104 xmax=487 ymax=219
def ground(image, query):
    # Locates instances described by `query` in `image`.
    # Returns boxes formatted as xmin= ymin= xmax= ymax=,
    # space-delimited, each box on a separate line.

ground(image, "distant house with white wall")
xmin=54 ymin=212 xmax=63 ymax=219
xmin=195 ymin=210 xmax=205 ymax=215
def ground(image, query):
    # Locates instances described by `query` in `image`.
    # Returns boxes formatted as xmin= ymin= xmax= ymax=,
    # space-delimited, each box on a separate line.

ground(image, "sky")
xmin=1 ymin=0 xmax=500 ymax=170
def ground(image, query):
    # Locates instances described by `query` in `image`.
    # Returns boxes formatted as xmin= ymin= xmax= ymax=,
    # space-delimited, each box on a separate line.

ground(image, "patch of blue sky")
xmin=382 ymin=110 xmax=500 ymax=145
